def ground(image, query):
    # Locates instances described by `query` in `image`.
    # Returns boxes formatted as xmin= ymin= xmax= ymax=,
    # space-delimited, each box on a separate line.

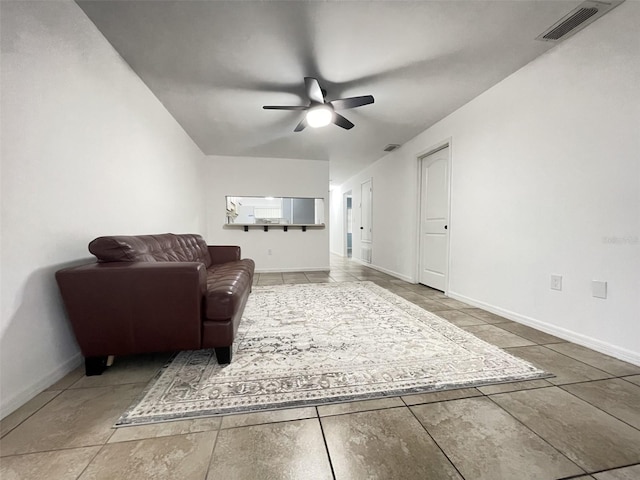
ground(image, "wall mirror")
xmin=226 ymin=196 xmax=325 ymax=225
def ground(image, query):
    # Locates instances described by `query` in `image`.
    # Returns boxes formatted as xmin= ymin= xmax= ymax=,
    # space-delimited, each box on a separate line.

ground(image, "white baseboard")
xmin=447 ymin=291 xmax=640 ymax=367
xmin=1 ymin=352 xmax=83 ymax=420
xmin=256 ymin=267 xmax=330 ymax=273
xmin=257 ymin=259 xmax=413 ymax=283
xmin=350 ymin=258 xmax=414 ymax=283
xmin=330 ymin=250 xmax=344 ymax=257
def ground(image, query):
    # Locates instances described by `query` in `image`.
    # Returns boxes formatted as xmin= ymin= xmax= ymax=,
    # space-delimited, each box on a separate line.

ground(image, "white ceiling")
xmin=77 ymin=0 xmax=582 ymax=184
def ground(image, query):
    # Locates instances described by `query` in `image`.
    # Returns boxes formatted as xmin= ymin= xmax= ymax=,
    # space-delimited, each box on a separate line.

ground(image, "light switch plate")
xmin=592 ymin=280 xmax=607 ymax=299
xmin=551 ymin=274 xmax=562 ymax=291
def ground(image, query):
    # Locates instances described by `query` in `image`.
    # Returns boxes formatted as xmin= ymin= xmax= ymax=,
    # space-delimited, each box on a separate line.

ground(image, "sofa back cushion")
xmin=89 ymin=233 xmax=212 ymax=266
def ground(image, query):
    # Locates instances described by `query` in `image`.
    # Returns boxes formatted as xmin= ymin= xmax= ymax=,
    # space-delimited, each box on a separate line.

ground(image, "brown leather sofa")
xmin=56 ymin=233 xmax=255 ymax=375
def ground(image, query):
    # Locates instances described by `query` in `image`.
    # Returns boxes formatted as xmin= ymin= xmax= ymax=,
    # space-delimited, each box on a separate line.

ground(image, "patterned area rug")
xmin=117 ymin=282 xmax=550 ymax=426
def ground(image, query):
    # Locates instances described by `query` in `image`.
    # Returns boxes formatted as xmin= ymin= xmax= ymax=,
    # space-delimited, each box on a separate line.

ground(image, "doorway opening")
xmin=361 ymin=179 xmax=373 ymax=263
xmin=344 ymin=191 xmax=353 ymax=258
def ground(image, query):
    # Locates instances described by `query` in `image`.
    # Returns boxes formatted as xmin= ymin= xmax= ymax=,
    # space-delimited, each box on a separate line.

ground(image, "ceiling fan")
xmin=263 ymin=77 xmax=374 ymax=132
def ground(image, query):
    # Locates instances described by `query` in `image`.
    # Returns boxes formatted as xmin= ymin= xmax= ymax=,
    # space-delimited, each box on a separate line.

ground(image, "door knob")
xmin=444 ymin=225 xmax=448 ymax=230
xmin=360 ymin=227 xmax=364 ymax=230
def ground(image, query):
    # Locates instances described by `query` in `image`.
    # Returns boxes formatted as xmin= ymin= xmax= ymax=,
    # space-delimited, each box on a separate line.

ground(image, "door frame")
xmin=415 ymin=139 xmax=452 ymax=293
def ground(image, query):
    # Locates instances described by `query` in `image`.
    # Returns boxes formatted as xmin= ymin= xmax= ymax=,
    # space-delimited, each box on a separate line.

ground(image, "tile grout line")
xmin=556 ymin=383 xmax=640 ymax=433
xmin=490 ymin=321 xmax=566 ymax=345
xmin=0 ymin=389 xmax=64 ymax=440
xmin=543 ymin=344 xmax=640 ymax=377
xmin=556 ymin=474 xmax=596 ymax=480
xmin=72 ymin=442 xmax=107 ymax=480
xmin=503 ymin=344 xmax=617 ymax=380
xmin=621 ymin=376 xmax=640 ymax=387
xmin=219 ymin=414 xmax=317 ymax=431
xmin=483 ymin=394 xmax=588 ymax=476
xmin=581 ymin=462 xmax=640 ymax=478
xmin=559 ymin=462 xmax=640 ymax=480
xmin=202 ymin=422 xmax=224 ymax=480
xmin=404 ymin=399 xmax=468 ymax=480
xmin=553 ymin=374 xmax=640 ymax=386
xmin=0 ymin=442 xmax=106 ymax=459
xmin=316 ymin=408 xmax=337 ymax=480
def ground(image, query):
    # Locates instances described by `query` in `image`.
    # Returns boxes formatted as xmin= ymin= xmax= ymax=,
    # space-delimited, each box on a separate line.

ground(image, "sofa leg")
xmin=214 ymin=347 xmax=232 ymax=365
xmin=85 ymin=356 xmax=108 ymax=376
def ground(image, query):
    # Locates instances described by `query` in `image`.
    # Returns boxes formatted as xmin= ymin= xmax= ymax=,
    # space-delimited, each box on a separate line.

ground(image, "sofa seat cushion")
xmin=89 ymin=233 xmax=212 ymax=266
xmin=205 ymin=259 xmax=255 ymax=321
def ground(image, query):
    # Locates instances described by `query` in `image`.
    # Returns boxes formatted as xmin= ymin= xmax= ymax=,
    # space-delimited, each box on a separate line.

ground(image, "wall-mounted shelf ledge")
xmin=224 ymin=224 xmax=325 ymax=232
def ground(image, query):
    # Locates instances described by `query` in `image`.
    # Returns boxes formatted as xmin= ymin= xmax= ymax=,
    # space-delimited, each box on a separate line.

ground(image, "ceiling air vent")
xmin=536 ymin=0 xmax=624 ymax=43
xmin=383 ymin=144 xmax=401 ymax=152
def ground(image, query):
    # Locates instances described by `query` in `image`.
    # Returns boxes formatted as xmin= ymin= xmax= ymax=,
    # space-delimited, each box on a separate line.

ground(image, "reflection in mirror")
xmin=226 ymin=196 xmax=325 ymax=225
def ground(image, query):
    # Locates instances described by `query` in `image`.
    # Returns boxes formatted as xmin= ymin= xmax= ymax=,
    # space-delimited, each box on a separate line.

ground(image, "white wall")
xmin=0 ymin=1 xmax=206 ymax=417
xmin=332 ymin=2 xmax=640 ymax=363
xmin=205 ymin=156 xmax=330 ymax=272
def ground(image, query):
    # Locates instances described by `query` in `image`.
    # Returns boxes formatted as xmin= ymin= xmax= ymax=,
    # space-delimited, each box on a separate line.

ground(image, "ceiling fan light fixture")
xmin=306 ymin=105 xmax=333 ymax=128
xmin=264 ymin=78 xmax=372 ymax=131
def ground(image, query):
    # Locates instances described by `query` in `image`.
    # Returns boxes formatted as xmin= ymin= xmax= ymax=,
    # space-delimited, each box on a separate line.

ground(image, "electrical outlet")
xmin=267 ymin=249 xmax=272 ymax=256
xmin=551 ymin=274 xmax=562 ymax=291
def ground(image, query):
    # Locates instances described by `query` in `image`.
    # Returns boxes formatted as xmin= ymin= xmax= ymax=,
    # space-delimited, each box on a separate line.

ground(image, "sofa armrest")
xmin=208 ymin=245 xmax=241 ymax=265
xmin=56 ymin=262 xmax=207 ymax=356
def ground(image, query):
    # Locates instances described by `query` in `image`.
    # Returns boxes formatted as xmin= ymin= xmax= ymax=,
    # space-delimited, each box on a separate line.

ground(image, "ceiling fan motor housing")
xmin=263 ymin=77 xmax=374 ymax=132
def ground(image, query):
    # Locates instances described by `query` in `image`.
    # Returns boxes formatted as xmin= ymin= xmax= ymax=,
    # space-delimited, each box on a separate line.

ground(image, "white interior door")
xmin=419 ymin=147 xmax=449 ymax=291
xmin=360 ymin=179 xmax=372 ymax=263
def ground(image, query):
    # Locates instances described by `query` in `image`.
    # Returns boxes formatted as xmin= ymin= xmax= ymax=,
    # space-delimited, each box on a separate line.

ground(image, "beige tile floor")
xmin=1 ymin=256 xmax=640 ymax=480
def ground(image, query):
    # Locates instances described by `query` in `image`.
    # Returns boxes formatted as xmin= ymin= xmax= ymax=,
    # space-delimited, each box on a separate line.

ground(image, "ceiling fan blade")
xmin=263 ymin=105 xmax=308 ymax=110
xmin=330 ymin=95 xmax=375 ymax=110
xmin=304 ymin=77 xmax=324 ymax=104
xmin=333 ymin=113 xmax=354 ymax=130
xmin=294 ymin=117 xmax=308 ymax=132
